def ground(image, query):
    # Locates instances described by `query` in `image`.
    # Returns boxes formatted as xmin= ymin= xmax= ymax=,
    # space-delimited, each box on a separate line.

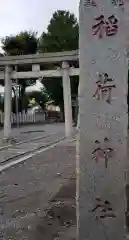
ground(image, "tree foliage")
xmin=38 ymin=10 xmax=79 ymax=114
xmin=12 ymin=95 xmax=29 ymax=114
xmin=2 ymin=31 xmax=38 ymax=112
xmin=0 ymin=95 xmax=4 ymax=112
xmin=38 ymin=10 xmax=78 ymax=52
xmin=2 ymin=31 xmax=38 ymax=56
xmin=27 ymin=90 xmax=49 ymax=110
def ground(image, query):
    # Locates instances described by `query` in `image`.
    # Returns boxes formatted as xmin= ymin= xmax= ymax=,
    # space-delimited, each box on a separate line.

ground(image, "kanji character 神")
xmin=92 ymin=138 xmax=114 ymax=168
xmin=92 ymin=15 xmax=118 ymax=38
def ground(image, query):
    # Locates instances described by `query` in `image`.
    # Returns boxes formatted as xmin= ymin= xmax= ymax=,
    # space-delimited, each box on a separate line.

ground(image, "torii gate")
xmin=0 ymin=50 xmax=79 ymax=139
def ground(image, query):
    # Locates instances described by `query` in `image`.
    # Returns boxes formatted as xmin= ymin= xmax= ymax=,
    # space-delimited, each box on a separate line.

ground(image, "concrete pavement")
xmin=0 ymin=139 xmax=76 ymax=240
xmin=0 ymin=123 xmax=65 ymax=145
xmin=0 ymin=132 xmax=66 ymax=165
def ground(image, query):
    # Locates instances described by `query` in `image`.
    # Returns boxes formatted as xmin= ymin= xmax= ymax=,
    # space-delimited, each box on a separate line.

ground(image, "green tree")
xmin=2 ymin=31 xmax=38 ymax=55
xmin=27 ymin=89 xmax=49 ymax=110
xmin=0 ymin=95 xmax=4 ymax=112
xmin=38 ymin=10 xmax=78 ymax=52
xmin=2 ymin=31 xmax=38 ymax=112
xmin=12 ymin=95 xmax=29 ymax=114
xmin=38 ymin=10 xmax=79 ymax=119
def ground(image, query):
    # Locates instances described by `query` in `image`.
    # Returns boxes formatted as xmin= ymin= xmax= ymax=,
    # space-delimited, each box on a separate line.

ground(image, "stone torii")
xmin=0 ymin=50 xmax=79 ymax=140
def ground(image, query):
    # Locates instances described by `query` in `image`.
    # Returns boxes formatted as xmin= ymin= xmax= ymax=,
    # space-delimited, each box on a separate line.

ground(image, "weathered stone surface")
xmin=79 ymin=0 xmax=129 ymax=239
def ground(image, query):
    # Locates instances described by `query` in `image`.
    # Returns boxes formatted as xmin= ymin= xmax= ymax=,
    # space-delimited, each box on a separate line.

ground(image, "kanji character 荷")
xmin=92 ymin=73 xmax=116 ymax=103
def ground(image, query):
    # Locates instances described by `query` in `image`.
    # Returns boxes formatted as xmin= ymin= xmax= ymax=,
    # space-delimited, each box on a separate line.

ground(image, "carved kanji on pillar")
xmin=84 ymin=0 xmax=97 ymax=7
xmin=92 ymin=138 xmax=114 ymax=168
xmin=90 ymin=198 xmax=116 ymax=219
xmin=92 ymin=15 xmax=118 ymax=38
xmin=92 ymin=15 xmax=105 ymax=38
xmin=106 ymin=15 xmax=118 ymax=36
xmin=111 ymin=0 xmax=124 ymax=6
xmin=92 ymin=73 xmax=116 ymax=104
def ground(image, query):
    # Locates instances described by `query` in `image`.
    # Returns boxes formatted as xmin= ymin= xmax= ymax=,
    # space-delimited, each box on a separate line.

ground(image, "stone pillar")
xmin=79 ymin=0 xmax=129 ymax=239
xmin=4 ymin=65 xmax=12 ymax=139
xmin=62 ymin=61 xmax=73 ymax=137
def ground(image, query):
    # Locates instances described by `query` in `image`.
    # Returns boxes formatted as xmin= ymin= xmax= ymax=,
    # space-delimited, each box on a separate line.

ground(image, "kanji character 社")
xmin=84 ymin=0 xmax=97 ymax=6
xmin=90 ymin=198 xmax=116 ymax=219
xmin=112 ymin=0 xmax=124 ymax=6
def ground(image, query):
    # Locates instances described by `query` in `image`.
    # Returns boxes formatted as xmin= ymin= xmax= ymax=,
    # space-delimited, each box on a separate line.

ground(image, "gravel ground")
xmin=0 ymin=141 xmax=76 ymax=239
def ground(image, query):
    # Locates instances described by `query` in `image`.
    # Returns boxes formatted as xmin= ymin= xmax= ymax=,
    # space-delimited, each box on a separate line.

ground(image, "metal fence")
xmin=0 ymin=112 xmax=46 ymax=125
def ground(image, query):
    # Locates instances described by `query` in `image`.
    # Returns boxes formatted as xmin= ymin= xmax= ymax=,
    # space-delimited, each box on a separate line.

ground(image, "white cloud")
xmin=0 ymin=0 xmax=78 ymax=39
xmin=0 ymin=0 xmax=78 ymax=53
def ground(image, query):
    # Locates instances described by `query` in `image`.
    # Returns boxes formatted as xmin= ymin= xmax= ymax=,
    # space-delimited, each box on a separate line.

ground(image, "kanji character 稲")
xmin=92 ymin=15 xmax=119 ymax=38
xmin=105 ymin=15 xmax=118 ymax=36
xmin=92 ymin=15 xmax=105 ymax=38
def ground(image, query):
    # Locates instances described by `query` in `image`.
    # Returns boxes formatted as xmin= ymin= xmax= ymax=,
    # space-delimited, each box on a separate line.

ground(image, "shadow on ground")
xmin=35 ymin=177 xmax=76 ymax=240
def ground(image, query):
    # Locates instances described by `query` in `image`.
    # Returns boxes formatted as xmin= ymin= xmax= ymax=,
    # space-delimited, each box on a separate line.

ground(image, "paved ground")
xmin=0 ymin=123 xmax=65 ymax=145
xmin=0 ymin=139 xmax=76 ymax=240
xmin=0 ymin=132 xmax=65 ymax=164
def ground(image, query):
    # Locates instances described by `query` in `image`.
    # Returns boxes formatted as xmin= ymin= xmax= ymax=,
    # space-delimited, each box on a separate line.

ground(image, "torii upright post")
xmin=4 ymin=65 xmax=12 ymax=139
xmin=78 ymin=0 xmax=129 ymax=239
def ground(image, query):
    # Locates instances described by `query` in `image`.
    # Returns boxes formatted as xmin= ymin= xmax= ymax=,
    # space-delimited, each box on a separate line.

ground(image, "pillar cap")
xmin=62 ymin=61 xmax=69 ymax=69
